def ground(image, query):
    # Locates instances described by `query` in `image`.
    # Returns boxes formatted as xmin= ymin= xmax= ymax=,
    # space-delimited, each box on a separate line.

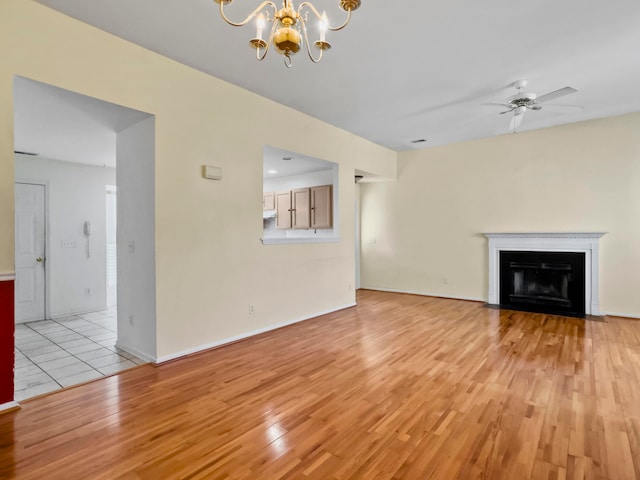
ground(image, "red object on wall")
xmin=0 ymin=279 xmax=14 ymax=405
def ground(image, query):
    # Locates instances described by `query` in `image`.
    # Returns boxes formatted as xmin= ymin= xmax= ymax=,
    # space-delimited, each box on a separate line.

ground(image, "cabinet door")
xmin=311 ymin=185 xmax=333 ymax=229
xmin=263 ymin=192 xmax=275 ymax=211
xmin=275 ymin=191 xmax=292 ymax=229
xmin=292 ymin=188 xmax=311 ymax=229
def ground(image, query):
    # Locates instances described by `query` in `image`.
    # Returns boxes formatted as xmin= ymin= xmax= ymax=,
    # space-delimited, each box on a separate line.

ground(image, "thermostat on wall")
xmin=202 ymin=165 xmax=222 ymax=180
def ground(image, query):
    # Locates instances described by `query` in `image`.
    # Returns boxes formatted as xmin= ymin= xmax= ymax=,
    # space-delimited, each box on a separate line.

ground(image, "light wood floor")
xmin=1 ymin=290 xmax=639 ymax=479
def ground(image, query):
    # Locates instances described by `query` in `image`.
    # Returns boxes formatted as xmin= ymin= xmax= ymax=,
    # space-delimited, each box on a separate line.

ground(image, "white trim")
xmin=361 ymin=287 xmax=484 ymax=303
xmin=355 ymin=183 xmax=361 ymax=290
xmin=0 ymin=401 xmax=20 ymax=412
xmin=155 ymin=302 xmax=356 ymax=364
xmin=114 ymin=342 xmax=156 ymax=364
xmin=0 ymin=273 xmax=16 ymax=281
xmin=484 ymin=232 xmax=607 ymax=239
xmin=50 ymin=307 xmax=110 ymax=320
xmin=484 ymin=232 xmax=606 ymax=315
xmin=602 ymin=311 xmax=640 ymax=320
xmin=261 ymin=236 xmax=341 ymax=245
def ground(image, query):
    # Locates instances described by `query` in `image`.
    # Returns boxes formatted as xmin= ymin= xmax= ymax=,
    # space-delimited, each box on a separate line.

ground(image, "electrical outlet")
xmin=249 ymin=304 xmax=255 ymax=315
xmin=348 ymin=283 xmax=352 ymax=291
xmin=128 ymin=241 xmax=136 ymax=253
xmin=442 ymin=276 xmax=449 ymax=285
xmin=85 ymin=288 xmax=91 ymax=296
xmin=129 ymin=315 xmax=134 ymax=325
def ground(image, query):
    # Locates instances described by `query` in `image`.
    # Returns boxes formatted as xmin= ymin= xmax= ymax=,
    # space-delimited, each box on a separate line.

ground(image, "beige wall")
xmin=361 ymin=113 xmax=640 ymax=318
xmin=0 ymin=0 xmax=396 ymax=358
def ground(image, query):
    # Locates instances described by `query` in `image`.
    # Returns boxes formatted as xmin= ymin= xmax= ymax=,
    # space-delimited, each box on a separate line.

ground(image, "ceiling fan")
xmin=484 ymin=79 xmax=581 ymax=132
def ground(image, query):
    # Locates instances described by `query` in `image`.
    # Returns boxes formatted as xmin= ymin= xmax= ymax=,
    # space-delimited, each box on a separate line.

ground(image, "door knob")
xmin=36 ymin=257 xmax=43 ymax=263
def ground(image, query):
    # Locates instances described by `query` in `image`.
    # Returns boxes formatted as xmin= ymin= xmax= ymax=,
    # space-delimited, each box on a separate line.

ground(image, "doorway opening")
xmin=12 ymin=76 xmax=156 ymax=401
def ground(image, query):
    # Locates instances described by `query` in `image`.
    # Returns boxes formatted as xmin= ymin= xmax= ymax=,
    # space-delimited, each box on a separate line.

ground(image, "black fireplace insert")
xmin=499 ymin=250 xmax=586 ymax=317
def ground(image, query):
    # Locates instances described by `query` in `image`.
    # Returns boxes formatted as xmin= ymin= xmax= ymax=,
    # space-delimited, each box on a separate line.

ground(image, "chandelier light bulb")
xmin=256 ymin=14 xmax=265 ymax=40
xmin=319 ymin=12 xmax=328 ymax=43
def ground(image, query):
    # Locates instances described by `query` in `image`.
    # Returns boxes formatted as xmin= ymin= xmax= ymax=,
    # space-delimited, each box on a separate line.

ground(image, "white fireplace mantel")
xmin=484 ymin=232 xmax=607 ymax=315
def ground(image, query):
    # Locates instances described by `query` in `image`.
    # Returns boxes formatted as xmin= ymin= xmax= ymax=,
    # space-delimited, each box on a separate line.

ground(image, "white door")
xmin=15 ymin=183 xmax=46 ymax=323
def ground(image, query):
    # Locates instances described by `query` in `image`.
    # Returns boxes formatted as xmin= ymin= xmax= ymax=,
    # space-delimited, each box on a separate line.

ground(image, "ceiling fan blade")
xmin=538 ymin=103 xmax=584 ymax=110
xmin=509 ymin=112 xmax=524 ymax=132
xmin=535 ymin=87 xmax=578 ymax=104
xmin=499 ymin=109 xmax=514 ymax=114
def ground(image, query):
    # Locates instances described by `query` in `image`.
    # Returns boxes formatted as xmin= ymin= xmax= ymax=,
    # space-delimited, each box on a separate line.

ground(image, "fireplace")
xmin=499 ymin=250 xmax=585 ymax=316
xmin=484 ymin=233 xmax=606 ymax=316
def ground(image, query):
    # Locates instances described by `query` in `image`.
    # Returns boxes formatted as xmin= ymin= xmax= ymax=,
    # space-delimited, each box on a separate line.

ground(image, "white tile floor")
xmin=14 ymin=308 xmax=146 ymax=401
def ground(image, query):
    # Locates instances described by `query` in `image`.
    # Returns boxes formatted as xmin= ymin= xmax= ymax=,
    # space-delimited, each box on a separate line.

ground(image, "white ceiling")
xmin=263 ymin=146 xmax=333 ymax=179
xmin=34 ymin=0 xmax=640 ymax=152
xmin=14 ymin=77 xmax=150 ymax=167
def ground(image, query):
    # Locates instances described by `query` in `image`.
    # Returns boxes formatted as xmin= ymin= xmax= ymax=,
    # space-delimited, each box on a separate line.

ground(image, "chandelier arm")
xmin=301 ymin=21 xmax=323 ymax=63
xmin=297 ymin=2 xmax=352 ymax=31
xmin=256 ymin=20 xmax=279 ymax=61
xmin=218 ymin=0 xmax=277 ymax=27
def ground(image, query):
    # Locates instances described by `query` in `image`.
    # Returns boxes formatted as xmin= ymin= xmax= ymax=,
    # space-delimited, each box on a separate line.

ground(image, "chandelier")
xmin=214 ymin=0 xmax=361 ymax=67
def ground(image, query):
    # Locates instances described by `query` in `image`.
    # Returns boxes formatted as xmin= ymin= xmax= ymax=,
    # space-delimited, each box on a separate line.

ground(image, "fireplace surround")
xmin=484 ymin=233 xmax=606 ymax=316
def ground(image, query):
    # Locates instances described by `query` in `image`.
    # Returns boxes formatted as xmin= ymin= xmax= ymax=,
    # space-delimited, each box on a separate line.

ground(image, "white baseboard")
xmin=0 ymin=273 xmax=16 ymax=282
xmin=114 ymin=342 xmax=156 ymax=364
xmin=602 ymin=311 xmax=640 ymax=320
xmin=0 ymin=401 xmax=20 ymax=413
xmin=361 ymin=287 xmax=485 ymax=303
xmin=155 ymin=303 xmax=357 ymax=364
xmin=50 ymin=306 xmax=109 ymax=320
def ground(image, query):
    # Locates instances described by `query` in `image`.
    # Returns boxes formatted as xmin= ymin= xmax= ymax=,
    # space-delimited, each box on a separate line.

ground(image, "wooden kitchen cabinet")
xmin=311 ymin=185 xmax=332 ymax=229
xmin=292 ymin=188 xmax=311 ymax=229
xmin=263 ymin=192 xmax=275 ymax=211
xmin=275 ymin=191 xmax=292 ymax=229
xmin=275 ymin=185 xmax=333 ymax=230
